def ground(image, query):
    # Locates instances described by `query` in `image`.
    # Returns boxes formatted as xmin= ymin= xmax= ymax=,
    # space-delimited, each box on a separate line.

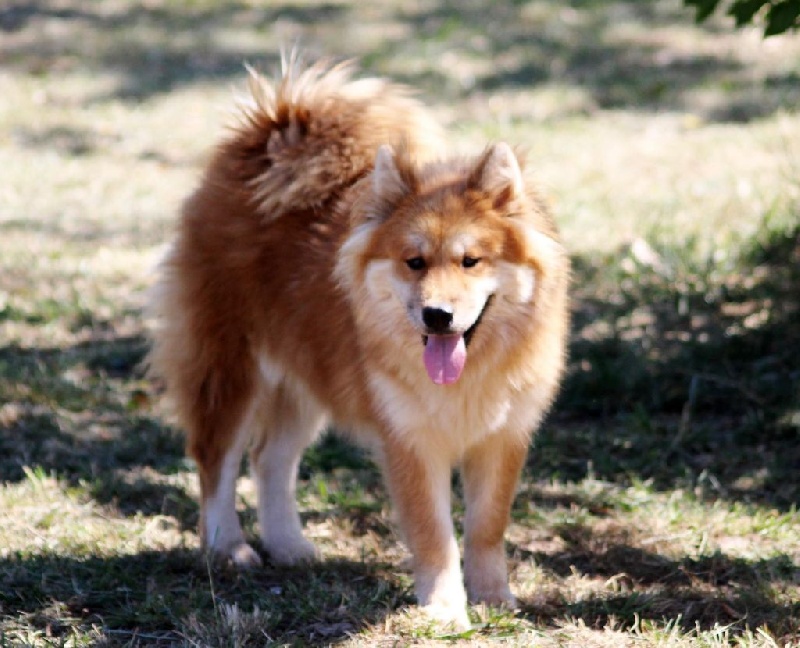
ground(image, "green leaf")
xmin=728 ymin=0 xmax=770 ymax=26
xmin=685 ymin=0 xmax=724 ymax=22
xmin=316 ymin=477 xmax=328 ymax=501
xmin=765 ymin=0 xmax=800 ymax=35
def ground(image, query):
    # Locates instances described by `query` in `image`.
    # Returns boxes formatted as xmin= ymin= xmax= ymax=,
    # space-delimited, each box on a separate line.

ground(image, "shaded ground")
xmin=2 ymin=0 xmax=799 ymax=118
xmin=547 ymin=222 xmax=800 ymax=510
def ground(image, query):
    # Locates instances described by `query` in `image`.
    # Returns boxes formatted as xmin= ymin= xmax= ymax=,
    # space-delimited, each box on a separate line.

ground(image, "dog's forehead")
xmin=444 ymin=231 xmax=478 ymax=257
xmin=402 ymin=224 xmax=484 ymax=256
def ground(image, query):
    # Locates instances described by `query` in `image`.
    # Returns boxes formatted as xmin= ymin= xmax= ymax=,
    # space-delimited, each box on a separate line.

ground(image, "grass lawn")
xmin=1 ymin=0 xmax=798 ymax=645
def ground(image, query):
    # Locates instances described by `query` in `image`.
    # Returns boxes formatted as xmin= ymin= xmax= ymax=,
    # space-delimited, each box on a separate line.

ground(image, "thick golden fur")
xmin=148 ymin=58 xmax=569 ymax=628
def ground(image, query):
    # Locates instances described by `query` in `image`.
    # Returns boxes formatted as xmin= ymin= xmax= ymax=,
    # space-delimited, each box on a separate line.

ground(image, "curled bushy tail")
xmin=219 ymin=55 xmax=445 ymax=222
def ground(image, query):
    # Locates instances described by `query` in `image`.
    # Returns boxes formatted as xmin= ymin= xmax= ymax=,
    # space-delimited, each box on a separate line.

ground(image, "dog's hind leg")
xmin=250 ymin=382 xmax=326 ymax=565
xmin=193 ymin=388 xmax=264 ymax=569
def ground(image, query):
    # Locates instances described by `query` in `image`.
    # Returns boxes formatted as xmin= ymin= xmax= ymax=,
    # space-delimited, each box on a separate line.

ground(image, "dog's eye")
xmin=405 ymin=257 xmax=426 ymax=271
xmin=462 ymin=256 xmax=481 ymax=268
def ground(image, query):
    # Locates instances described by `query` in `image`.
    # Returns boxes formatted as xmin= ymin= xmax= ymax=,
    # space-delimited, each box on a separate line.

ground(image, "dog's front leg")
xmin=381 ymin=435 xmax=469 ymax=629
xmin=462 ymin=432 xmax=528 ymax=607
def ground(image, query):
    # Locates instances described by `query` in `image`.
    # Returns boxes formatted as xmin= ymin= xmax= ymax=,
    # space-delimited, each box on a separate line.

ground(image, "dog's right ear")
xmin=370 ymin=144 xmax=416 ymax=219
xmin=373 ymin=145 xmax=405 ymax=197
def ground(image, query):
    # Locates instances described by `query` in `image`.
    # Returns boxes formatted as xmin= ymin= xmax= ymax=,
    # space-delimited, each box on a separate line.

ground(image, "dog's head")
xmin=337 ymin=142 xmax=563 ymax=386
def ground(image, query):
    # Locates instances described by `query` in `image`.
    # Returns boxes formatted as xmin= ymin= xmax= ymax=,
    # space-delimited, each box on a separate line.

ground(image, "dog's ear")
xmin=468 ymin=142 xmax=525 ymax=212
xmin=370 ymin=144 xmax=417 ymax=220
xmin=373 ymin=145 xmax=407 ymax=200
xmin=372 ymin=144 xmax=411 ymax=203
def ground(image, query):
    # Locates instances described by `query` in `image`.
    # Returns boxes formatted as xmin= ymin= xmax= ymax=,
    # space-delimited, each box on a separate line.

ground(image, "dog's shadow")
xmin=0 ymin=336 xmax=202 ymax=530
xmin=1 ymin=548 xmax=408 ymax=644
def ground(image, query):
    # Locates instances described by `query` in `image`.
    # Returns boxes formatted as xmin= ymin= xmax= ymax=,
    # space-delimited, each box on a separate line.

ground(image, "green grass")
xmin=1 ymin=0 xmax=799 ymax=645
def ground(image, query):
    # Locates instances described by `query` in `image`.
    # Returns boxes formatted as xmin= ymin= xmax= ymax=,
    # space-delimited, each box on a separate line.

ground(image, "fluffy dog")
xmin=148 ymin=58 xmax=569 ymax=628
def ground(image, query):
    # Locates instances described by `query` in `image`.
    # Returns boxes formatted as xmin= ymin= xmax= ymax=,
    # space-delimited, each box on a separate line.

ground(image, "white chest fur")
xmin=366 ymin=367 xmax=542 ymax=464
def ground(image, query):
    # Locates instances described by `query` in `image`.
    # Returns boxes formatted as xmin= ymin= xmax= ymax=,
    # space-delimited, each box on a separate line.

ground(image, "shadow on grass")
xmin=1 ymin=533 xmax=795 ymax=642
xmin=512 ymin=520 xmax=799 ymax=635
xmin=0 ymin=1 xmax=333 ymax=101
xmin=0 ymin=335 xmax=198 ymax=527
xmin=0 ymin=549 xmax=404 ymax=645
xmin=2 ymin=0 xmax=797 ymax=121
xmin=390 ymin=0 xmax=754 ymax=114
xmin=535 ymin=221 xmax=800 ymax=511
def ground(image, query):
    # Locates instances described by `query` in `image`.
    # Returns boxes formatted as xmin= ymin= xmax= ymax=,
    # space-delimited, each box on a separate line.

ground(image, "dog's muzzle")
xmin=420 ymin=295 xmax=494 ymax=347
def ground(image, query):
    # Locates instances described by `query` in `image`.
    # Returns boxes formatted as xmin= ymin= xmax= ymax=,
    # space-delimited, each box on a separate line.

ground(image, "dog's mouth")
xmin=421 ymin=295 xmax=494 ymax=386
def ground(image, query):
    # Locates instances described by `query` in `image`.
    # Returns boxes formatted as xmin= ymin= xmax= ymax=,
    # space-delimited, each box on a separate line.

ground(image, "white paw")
xmin=417 ymin=576 xmax=470 ymax=631
xmin=263 ymin=536 xmax=319 ymax=566
xmin=467 ymin=581 xmax=517 ymax=608
xmin=420 ymin=602 xmax=471 ymax=631
xmin=220 ymin=541 xmax=263 ymax=569
xmin=464 ymin=549 xmax=515 ymax=607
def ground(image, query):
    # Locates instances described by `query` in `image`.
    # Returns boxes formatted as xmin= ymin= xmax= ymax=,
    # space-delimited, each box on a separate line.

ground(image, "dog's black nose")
xmin=422 ymin=307 xmax=453 ymax=333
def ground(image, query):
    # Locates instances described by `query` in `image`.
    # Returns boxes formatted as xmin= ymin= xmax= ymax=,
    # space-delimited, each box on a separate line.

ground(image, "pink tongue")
xmin=423 ymin=335 xmax=467 ymax=385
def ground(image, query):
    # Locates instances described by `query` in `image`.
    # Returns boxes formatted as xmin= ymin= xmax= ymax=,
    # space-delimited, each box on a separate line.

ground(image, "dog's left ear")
xmin=467 ymin=142 xmax=525 ymax=211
